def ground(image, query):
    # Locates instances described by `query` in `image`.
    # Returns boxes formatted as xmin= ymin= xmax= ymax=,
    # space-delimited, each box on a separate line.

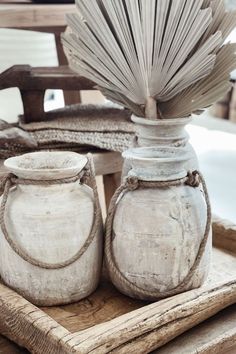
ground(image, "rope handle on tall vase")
xmin=0 ymin=153 xmax=102 ymax=270
xmin=105 ymin=171 xmax=212 ymax=300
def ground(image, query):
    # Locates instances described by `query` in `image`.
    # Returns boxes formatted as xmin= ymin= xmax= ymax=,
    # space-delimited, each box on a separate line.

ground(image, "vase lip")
xmin=123 ymin=147 xmax=191 ymax=163
xmin=131 ymin=115 xmax=192 ymax=126
xmin=4 ymin=151 xmax=88 ymax=181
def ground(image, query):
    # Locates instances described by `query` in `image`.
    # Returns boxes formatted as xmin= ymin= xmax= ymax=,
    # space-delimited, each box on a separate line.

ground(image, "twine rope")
xmin=0 ymin=154 xmax=101 ymax=270
xmin=105 ymin=171 xmax=212 ymax=299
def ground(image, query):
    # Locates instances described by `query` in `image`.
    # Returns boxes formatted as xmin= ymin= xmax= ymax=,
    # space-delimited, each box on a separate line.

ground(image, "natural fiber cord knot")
xmin=186 ymin=171 xmax=200 ymax=188
xmin=125 ymin=176 xmax=139 ymax=191
xmin=81 ymin=168 xmax=91 ymax=184
xmin=0 ymin=174 xmax=14 ymax=194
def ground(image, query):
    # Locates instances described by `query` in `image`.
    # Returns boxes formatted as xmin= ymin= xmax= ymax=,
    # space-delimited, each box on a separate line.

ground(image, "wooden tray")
xmin=0 ymin=217 xmax=235 ymax=354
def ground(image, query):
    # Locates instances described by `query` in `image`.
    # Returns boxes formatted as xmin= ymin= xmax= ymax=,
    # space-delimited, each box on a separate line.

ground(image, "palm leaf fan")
xmin=62 ymin=0 xmax=236 ymax=119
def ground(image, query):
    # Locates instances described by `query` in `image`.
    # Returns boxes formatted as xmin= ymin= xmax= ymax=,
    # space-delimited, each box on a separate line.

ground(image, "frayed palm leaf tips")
xmin=62 ymin=0 xmax=236 ymax=119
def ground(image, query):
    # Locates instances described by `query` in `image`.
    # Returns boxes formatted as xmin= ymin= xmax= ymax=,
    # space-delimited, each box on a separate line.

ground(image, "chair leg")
xmin=103 ymin=172 xmax=121 ymax=211
xmin=55 ymin=31 xmax=81 ymax=105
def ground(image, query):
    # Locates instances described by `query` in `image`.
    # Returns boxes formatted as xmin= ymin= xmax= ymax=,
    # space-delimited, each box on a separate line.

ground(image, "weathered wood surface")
xmin=42 ymin=278 xmax=144 ymax=333
xmin=0 ymin=3 xmax=75 ymax=29
xmin=213 ymin=215 xmax=236 ymax=253
xmin=0 ymin=65 xmax=95 ymax=122
xmin=0 ymin=66 xmax=95 ymax=91
xmin=156 ymin=304 xmax=236 ymax=354
xmin=0 ymin=336 xmax=28 ymax=353
xmin=103 ymin=172 xmax=122 ymax=210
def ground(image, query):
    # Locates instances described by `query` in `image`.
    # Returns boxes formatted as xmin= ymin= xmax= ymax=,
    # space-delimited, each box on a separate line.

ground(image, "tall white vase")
xmin=0 ymin=151 xmax=103 ymax=306
xmin=108 ymin=147 xmax=211 ymax=301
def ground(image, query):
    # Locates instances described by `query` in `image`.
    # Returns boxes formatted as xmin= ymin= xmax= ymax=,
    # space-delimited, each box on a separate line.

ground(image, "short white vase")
xmin=108 ymin=147 xmax=211 ymax=301
xmin=0 ymin=151 xmax=103 ymax=306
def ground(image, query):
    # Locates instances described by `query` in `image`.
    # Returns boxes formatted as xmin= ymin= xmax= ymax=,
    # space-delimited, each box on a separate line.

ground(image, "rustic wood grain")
xmin=0 ymin=66 xmax=95 ymax=91
xmin=213 ymin=215 xmax=236 ymax=253
xmin=93 ymin=152 xmax=123 ymax=176
xmin=0 ymin=283 xmax=71 ymax=353
xmin=0 ymin=335 xmax=29 ymax=353
xmin=0 ymin=4 xmax=75 ymax=29
xmin=42 ymin=279 xmax=144 ymax=333
xmin=156 ymin=304 xmax=236 ymax=354
xmin=103 ymin=172 xmax=122 ymax=210
xmin=67 ymin=279 xmax=236 ymax=353
xmin=0 ymin=65 xmax=95 ymax=122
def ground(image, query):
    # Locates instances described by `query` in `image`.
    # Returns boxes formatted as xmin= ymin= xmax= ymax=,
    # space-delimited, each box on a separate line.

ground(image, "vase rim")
xmin=131 ymin=115 xmax=192 ymax=126
xmin=4 ymin=151 xmax=88 ymax=181
xmin=123 ymin=147 xmax=191 ymax=163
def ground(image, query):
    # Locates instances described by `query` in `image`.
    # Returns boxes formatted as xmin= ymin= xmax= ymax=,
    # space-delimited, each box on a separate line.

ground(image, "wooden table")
xmin=0 ymin=1 xmax=80 ymax=105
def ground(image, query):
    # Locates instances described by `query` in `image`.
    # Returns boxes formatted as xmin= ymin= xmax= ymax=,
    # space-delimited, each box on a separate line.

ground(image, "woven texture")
xmin=20 ymin=104 xmax=134 ymax=133
xmin=20 ymin=104 xmax=135 ymax=153
xmin=30 ymin=130 xmax=134 ymax=153
xmin=1 ymin=105 xmax=135 ymax=157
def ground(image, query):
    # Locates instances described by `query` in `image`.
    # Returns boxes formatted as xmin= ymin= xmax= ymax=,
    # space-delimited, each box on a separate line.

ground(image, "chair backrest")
xmin=0 ymin=28 xmax=58 ymax=123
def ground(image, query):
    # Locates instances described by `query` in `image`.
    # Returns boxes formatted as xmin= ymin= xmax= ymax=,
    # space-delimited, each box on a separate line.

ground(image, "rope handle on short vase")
xmin=105 ymin=171 xmax=212 ymax=300
xmin=0 ymin=153 xmax=102 ymax=270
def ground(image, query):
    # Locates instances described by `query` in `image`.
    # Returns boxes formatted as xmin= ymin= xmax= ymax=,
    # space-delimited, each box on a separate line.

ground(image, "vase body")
xmin=0 ymin=152 xmax=103 ymax=306
xmin=110 ymin=147 xmax=211 ymax=301
xmin=123 ymin=115 xmax=198 ymax=178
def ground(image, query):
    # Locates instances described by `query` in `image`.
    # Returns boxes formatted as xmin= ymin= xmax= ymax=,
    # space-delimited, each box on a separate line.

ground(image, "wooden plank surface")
xmin=156 ymin=304 xmax=236 ymax=354
xmin=0 ymin=3 xmax=75 ymax=29
xmin=213 ymin=215 xmax=236 ymax=253
xmin=0 ymin=336 xmax=28 ymax=353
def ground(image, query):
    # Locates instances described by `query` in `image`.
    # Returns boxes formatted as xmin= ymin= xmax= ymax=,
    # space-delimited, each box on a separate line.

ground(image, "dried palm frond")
xmin=62 ymin=0 xmax=236 ymax=119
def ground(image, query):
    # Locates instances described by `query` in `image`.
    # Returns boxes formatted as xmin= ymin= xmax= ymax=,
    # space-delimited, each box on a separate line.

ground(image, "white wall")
xmin=0 ymin=29 xmax=59 ymax=123
xmin=189 ymin=114 xmax=236 ymax=223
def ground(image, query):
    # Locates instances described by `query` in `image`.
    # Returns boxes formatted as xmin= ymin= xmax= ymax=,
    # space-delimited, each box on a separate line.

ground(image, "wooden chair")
xmin=0 ymin=1 xmax=80 ymax=105
xmin=0 ymin=65 xmax=123 ymax=211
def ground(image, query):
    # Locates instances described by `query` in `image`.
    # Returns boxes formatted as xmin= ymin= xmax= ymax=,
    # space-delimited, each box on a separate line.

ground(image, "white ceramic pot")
xmin=108 ymin=147 xmax=211 ymax=301
xmin=0 ymin=152 xmax=103 ymax=306
xmin=122 ymin=115 xmax=198 ymax=178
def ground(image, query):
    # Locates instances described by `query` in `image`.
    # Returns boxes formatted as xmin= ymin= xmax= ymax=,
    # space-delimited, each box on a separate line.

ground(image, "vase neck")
xmin=131 ymin=116 xmax=191 ymax=148
xmin=123 ymin=147 xmax=190 ymax=182
xmin=4 ymin=151 xmax=87 ymax=181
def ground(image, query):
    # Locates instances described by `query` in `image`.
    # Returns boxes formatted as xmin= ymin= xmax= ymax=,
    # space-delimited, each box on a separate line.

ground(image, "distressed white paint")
xmin=0 ymin=152 xmax=103 ymax=306
xmin=112 ymin=147 xmax=211 ymax=301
